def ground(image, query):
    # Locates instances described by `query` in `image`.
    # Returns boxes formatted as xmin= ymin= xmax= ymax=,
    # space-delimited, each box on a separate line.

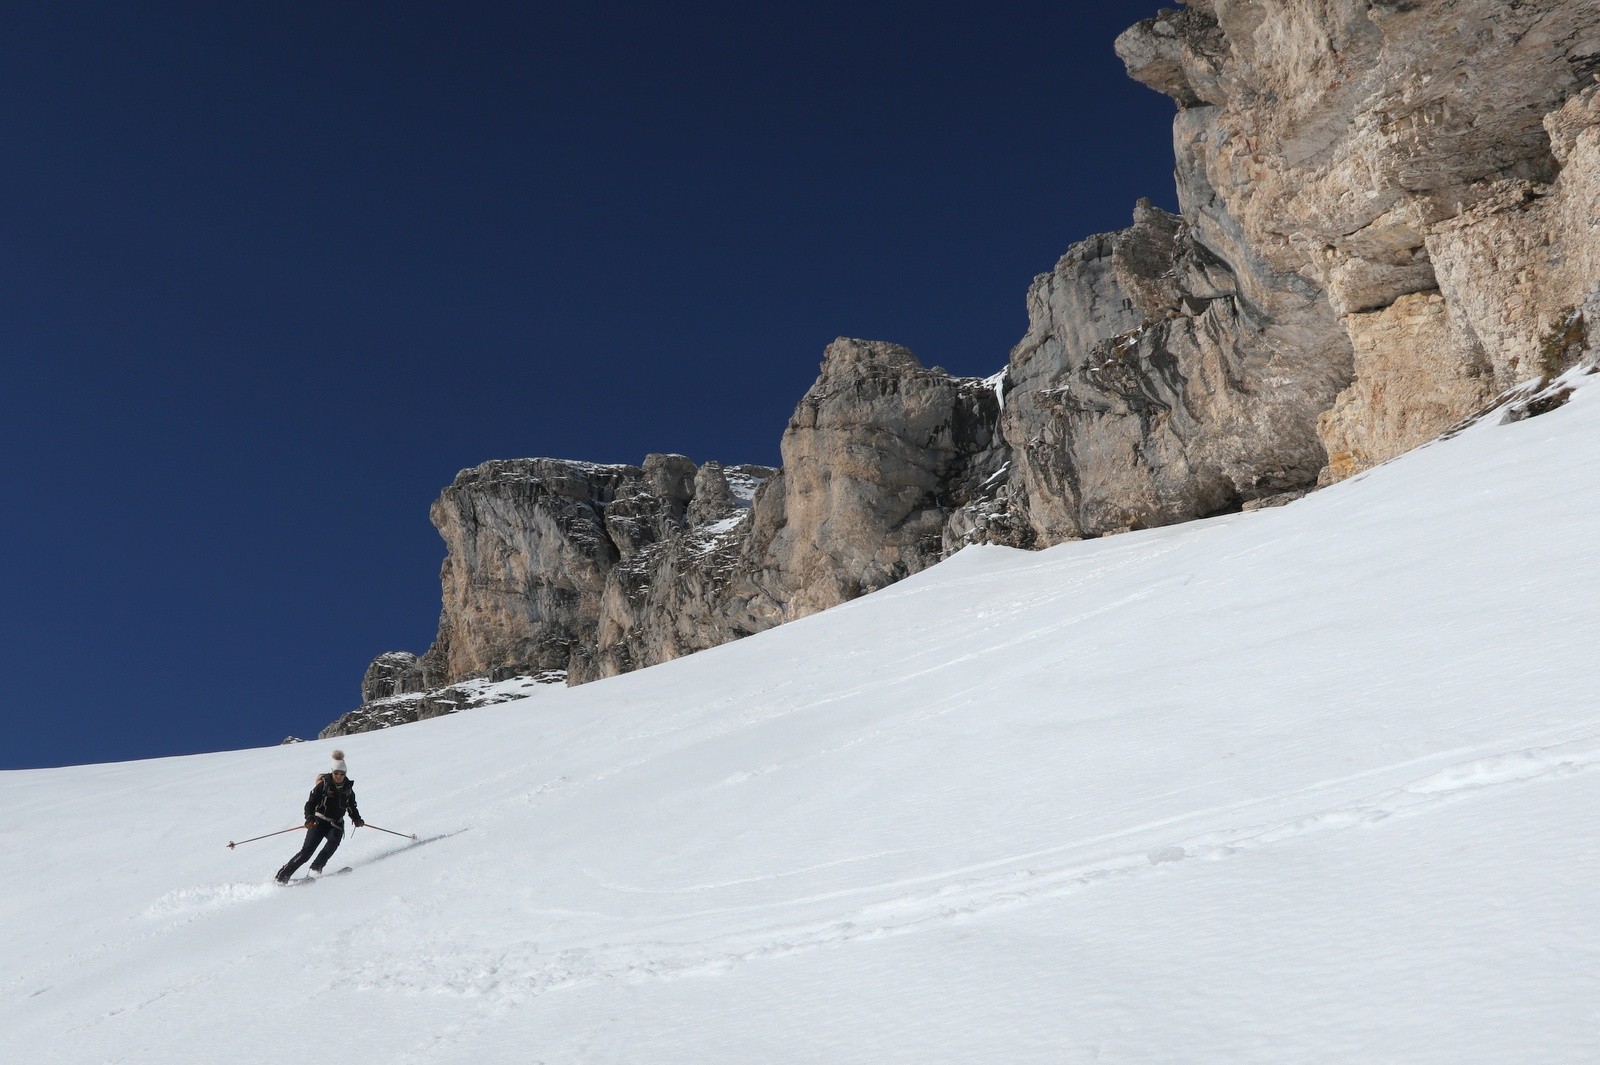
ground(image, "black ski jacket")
xmin=305 ymin=774 xmax=362 ymax=826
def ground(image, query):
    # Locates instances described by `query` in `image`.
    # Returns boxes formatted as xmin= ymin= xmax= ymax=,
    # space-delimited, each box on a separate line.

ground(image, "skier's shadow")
xmin=354 ymin=828 xmax=470 ymax=869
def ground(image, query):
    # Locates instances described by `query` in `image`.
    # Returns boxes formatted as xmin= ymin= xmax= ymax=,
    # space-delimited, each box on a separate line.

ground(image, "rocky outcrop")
xmin=361 ymin=652 xmax=428 ymax=703
xmin=752 ymin=338 xmax=1011 ymax=616
xmin=1001 ymin=197 xmax=1349 ymax=540
xmin=427 ymin=453 xmax=780 ymax=676
xmin=333 ymin=454 xmax=777 ymax=729
xmin=320 ymin=672 xmax=568 ymax=738
xmin=587 ymin=338 xmax=1010 ymax=680
xmin=1115 ymin=0 xmax=1600 ymax=482
xmin=425 ymin=458 xmax=653 ymax=682
xmin=1315 ymin=291 xmax=1492 ymax=483
xmin=582 ymin=461 xmax=776 ymax=682
xmin=333 ymin=340 xmax=1013 ymax=731
xmin=326 ymin=0 xmax=1600 ymax=735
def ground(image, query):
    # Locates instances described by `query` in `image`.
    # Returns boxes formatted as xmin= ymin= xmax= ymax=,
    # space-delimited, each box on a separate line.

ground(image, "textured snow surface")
xmin=5 ymin=379 xmax=1600 ymax=1063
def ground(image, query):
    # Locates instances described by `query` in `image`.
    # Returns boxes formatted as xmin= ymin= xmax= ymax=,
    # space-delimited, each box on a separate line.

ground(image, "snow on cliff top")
xmin=4 ymin=375 xmax=1600 ymax=1063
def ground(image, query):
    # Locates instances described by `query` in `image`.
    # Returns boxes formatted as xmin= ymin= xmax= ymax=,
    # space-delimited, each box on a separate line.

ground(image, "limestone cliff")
xmin=1001 ymin=197 xmax=1349 ymax=541
xmin=323 ymin=456 xmax=776 ymax=736
xmin=1116 ymin=0 xmax=1600 ymax=482
xmin=326 ymin=0 xmax=1600 ymax=735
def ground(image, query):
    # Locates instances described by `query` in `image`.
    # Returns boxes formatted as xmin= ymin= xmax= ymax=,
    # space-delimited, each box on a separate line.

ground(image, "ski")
xmin=281 ymin=866 xmax=353 ymax=885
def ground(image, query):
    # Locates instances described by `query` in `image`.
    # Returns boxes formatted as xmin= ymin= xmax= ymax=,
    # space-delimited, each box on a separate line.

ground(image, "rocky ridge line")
xmin=324 ymin=0 xmax=1600 ymax=736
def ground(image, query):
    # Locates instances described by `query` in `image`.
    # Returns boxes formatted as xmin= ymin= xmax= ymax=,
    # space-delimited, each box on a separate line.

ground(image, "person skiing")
xmin=275 ymin=749 xmax=365 ymax=883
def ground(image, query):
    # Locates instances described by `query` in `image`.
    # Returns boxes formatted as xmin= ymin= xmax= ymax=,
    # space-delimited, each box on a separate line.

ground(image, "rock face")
xmin=1001 ymin=198 xmax=1349 ymax=541
xmin=751 ymin=338 xmax=1011 ymax=618
xmin=422 ymin=455 xmax=777 ymax=684
xmin=321 ymin=672 xmax=568 ymax=738
xmin=581 ymin=337 xmax=1009 ymax=682
xmin=333 ymin=339 xmax=1013 ymax=731
xmin=328 ymin=0 xmax=1600 ymax=735
xmin=361 ymin=652 xmax=427 ymax=703
xmin=1115 ymin=0 xmax=1600 ymax=482
xmin=427 ymin=456 xmax=691 ymax=683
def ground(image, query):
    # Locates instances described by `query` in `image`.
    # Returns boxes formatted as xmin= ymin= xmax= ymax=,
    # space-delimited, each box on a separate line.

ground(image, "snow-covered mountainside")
xmin=6 ymin=371 xmax=1600 ymax=1063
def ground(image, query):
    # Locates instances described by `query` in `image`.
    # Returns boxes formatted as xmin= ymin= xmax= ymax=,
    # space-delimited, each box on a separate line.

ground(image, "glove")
xmin=353 ymin=819 xmax=365 ymax=828
xmin=304 ymin=821 xmax=315 ymax=829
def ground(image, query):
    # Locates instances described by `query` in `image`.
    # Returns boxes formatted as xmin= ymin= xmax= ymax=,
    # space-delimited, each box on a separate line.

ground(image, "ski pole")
xmin=226 ymin=825 xmax=305 ymax=849
xmin=359 ymin=823 xmax=418 ymax=841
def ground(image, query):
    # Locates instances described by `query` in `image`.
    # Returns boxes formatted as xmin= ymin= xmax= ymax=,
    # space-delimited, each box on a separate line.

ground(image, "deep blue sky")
xmin=1 ymin=1 xmax=1179 ymax=769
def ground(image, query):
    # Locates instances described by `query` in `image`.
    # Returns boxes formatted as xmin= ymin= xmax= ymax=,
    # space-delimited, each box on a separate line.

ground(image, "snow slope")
xmin=6 ymin=375 xmax=1600 ymax=1063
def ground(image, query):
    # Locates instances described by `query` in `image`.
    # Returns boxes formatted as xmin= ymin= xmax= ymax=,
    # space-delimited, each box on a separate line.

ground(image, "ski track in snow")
xmin=21 ymin=721 xmax=1591 ymax=1046
xmin=331 ymin=727 xmax=1600 ymax=1007
xmin=2 ymin=831 xmax=469 ymax=1013
xmin=65 ymin=944 xmax=280 ymax=1039
xmin=142 ymin=881 xmax=279 ymax=919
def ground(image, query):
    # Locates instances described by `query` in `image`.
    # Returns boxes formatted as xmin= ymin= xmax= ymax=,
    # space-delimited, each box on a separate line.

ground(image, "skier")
xmin=275 ymin=750 xmax=365 ymax=883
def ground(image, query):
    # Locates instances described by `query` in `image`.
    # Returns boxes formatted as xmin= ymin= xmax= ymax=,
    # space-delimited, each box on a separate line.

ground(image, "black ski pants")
xmin=277 ymin=820 xmax=343 ymax=880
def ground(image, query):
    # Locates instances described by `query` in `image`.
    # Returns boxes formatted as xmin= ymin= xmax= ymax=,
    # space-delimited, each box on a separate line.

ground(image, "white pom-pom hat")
xmin=331 ymin=749 xmax=348 ymax=774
